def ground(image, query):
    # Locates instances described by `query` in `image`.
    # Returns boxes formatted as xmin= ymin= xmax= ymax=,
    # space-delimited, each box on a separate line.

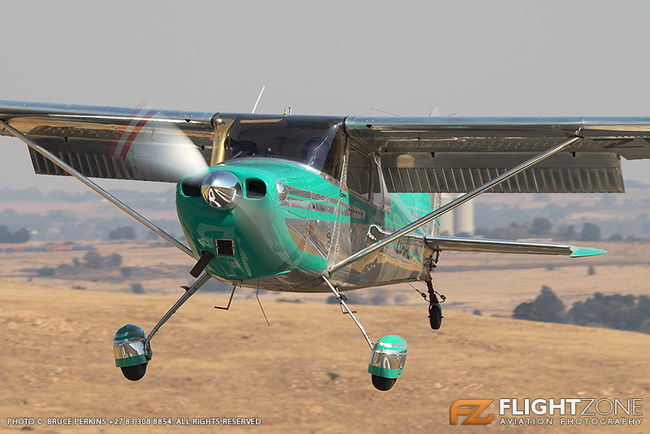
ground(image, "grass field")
xmin=1 ymin=281 xmax=648 ymax=433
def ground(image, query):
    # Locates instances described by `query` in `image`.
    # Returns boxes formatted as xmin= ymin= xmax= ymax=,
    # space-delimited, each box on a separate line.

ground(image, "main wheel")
xmin=371 ymin=374 xmax=397 ymax=391
xmin=429 ymin=303 xmax=442 ymax=330
xmin=120 ymin=363 xmax=147 ymax=381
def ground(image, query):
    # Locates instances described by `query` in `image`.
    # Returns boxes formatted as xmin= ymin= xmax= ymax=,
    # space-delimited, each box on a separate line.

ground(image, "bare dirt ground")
xmin=1 ymin=282 xmax=649 ymax=433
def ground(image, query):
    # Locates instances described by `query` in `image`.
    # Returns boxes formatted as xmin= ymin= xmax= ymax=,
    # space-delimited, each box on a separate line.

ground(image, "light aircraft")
xmin=1 ymin=100 xmax=648 ymax=391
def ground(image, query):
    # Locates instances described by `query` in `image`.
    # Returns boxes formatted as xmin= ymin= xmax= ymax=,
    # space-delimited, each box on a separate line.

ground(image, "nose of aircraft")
xmin=176 ymin=165 xmax=298 ymax=281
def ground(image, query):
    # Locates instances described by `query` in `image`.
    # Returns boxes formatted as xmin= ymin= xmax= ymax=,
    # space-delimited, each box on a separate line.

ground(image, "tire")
xmin=371 ymin=374 xmax=397 ymax=391
xmin=120 ymin=363 xmax=147 ymax=381
xmin=429 ymin=303 xmax=442 ymax=330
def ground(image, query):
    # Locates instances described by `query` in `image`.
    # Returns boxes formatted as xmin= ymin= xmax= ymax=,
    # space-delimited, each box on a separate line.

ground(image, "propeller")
xmin=124 ymin=120 xmax=209 ymax=181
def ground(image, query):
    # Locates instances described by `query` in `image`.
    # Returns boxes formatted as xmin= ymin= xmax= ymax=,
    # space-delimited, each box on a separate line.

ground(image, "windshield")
xmin=226 ymin=116 xmax=344 ymax=180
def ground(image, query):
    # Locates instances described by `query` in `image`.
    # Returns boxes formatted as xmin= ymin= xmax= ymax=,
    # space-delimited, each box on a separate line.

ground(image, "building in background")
xmin=439 ymin=193 xmax=474 ymax=236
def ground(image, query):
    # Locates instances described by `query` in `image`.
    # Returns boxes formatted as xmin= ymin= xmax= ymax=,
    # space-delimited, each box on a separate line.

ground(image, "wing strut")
xmin=0 ymin=120 xmax=195 ymax=259
xmin=328 ymin=135 xmax=583 ymax=274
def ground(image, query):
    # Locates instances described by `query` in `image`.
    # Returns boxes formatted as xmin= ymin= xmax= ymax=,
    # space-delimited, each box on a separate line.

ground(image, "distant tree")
xmin=580 ymin=223 xmax=602 ymax=242
xmin=530 ymin=218 xmax=552 ymax=236
xmin=276 ymin=298 xmax=303 ymax=303
xmin=0 ymin=226 xmax=8 ymax=242
xmin=513 ymin=302 xmax=539 ymax=321
xmin=106 ymin=253 xmax=123 ymax=267
xmin=12 ymin=228 xmax=30 ymax=243
xmin=368 ymin=289 xmax=390 ymax=305
xmin=325 ymin=295 xmax=339 ymax=304
xmin=490 ymin=223 xmax=530 ymax=240
xmin=109 ymin=226 xmax=136 ymax=240
xmin=0 ymin=225 xmax=31 ymax=243
xmin=474 ymin=227 xmax=491 ymax=237
xmin=608 ymin=233 xmax=623 ymax=242
xmin=640 ymin=320 xmax=650 ymax=335
xmin=56 ymin=264 xmax=76 ymax=275
xmin=130 ymin=283 xmax=145 ymax=294
xmin=556 ymin=225 xmax=577 ymax=240
xmin=393 ymin=295 xmax=408 ymax=305
xmin=569 ymin=293 xmax=649 ymax=331
xmin=121 ymin=266 xmax=133 ymax=277
xmin=83 ymin=251 xmax=103 ymax=268
xmin=512 ymin=285 xmax=567 ymax=323
xmin=536 ymin=286 xmax=567 ymax=323
xmin=588 ymin=266 xmax=596 ymax=276
xmin=35 ymin=266 xmax=55 ymax=277
xmin=473 ymin=309 xmax=482 ymax=316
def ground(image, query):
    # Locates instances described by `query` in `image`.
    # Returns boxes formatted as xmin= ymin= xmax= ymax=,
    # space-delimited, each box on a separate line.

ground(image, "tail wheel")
xmin=371 ymin=375 xmax=397 ymax=391
xmin=120 ymin=363 xmax=147 ymax=381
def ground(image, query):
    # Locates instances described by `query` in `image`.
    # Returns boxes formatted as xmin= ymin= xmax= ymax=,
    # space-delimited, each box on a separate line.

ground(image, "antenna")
xmin=370 ymin=107 xmax=400 ymax=116
xmin=251 ymin=85 xmax=266 ymax=114
xmin=256 ymin=285 xmax=271 ymax=327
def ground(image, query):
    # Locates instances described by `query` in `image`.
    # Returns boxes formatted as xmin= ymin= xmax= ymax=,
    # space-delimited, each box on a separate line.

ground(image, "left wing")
xmin=424 ymin=236 xmax=606 ymax=258
xmin=346 ymin=116 xmax=650 ymax=193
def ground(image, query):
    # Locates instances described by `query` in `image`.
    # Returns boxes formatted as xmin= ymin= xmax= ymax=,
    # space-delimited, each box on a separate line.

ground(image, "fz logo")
xmin=449 ymin=399 xmax=495 ymax=425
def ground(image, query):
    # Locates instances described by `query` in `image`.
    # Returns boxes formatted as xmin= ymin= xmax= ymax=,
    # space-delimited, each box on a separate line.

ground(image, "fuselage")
xmin=176 ymin=157 xmax=439 ymax=293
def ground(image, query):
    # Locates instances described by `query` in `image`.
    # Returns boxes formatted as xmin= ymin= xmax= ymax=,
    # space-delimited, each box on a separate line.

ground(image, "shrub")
xmin=109 ymin=226 xmax=136 ymax=240
xmin=530 ymin=218 xmax=552 ymax=236
xmin=0 ymin=225 xmax=31 ymax=243
xmin=513 ymin=285 xmax=566 ymax=323
xmin=35 ymin=266 xmax=55 ymax=277
xmin=580 ymin=223 xmax=602 ymax=242
xmin=325 ymin=295 xmax=339 ymax=304
xmin=130 ymin=283 xmax=144 ymax=294
xmin=106 ymin=253 xmax=123 ymax=267
xmin=569 ymin=293 xmax=649 ymax=331
xmin=83 ymin=251 xmax=103 ymax=268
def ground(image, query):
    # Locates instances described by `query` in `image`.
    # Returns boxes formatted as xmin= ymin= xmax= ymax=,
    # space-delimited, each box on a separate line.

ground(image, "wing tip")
xmin=569 ymin=246 xmax=608 ymax=258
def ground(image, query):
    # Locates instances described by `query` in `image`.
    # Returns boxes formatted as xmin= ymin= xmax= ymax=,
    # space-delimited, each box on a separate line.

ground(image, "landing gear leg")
xmin=322 ymin=276 xmax=407 ymax=391
xmin=427 ymin=279 xmax=444 ymax=330
xmin=112 ymin=272 xmax=212 ymax=381
xmin=422 ymin=250 xmax=445 ymax=330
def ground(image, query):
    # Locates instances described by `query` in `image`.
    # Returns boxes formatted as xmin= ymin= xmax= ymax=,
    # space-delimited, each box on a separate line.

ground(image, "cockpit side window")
xmin=320 ymin=130 xmax=345 ymax=181
xmin=347 ymin=146 xmax=372 ymax=199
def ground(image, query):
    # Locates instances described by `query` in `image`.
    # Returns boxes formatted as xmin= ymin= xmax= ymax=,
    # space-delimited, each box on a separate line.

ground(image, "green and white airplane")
xmin=1 ymin=100 xmax=648 ymax=390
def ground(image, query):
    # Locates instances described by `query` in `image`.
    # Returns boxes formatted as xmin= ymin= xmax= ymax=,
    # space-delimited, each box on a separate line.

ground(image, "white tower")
xmin=438 ymin=193 xmax=455 ymax=236
xmin=454 ymin=200 xmax=475 ymax=236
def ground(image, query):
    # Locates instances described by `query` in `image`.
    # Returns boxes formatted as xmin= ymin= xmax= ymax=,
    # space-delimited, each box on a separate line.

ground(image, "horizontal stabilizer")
xmin=424 ymin=236 xmax=607 ymax=257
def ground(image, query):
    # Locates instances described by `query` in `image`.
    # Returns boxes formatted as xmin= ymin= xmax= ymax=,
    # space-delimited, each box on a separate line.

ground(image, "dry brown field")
xmin=0 ymin=240 xmax=647 ymax=318
xmin=1 ymin=281 xmax=649 ymax=433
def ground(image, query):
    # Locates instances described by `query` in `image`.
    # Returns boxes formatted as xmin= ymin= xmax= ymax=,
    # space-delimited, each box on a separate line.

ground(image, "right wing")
xmin=424 ymin=235 xmax=606 ymax=257
xmin=0 ymin=100 xmax=217 ymax=182
xmin=0 ymin=100 xmax=344 ymax=184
